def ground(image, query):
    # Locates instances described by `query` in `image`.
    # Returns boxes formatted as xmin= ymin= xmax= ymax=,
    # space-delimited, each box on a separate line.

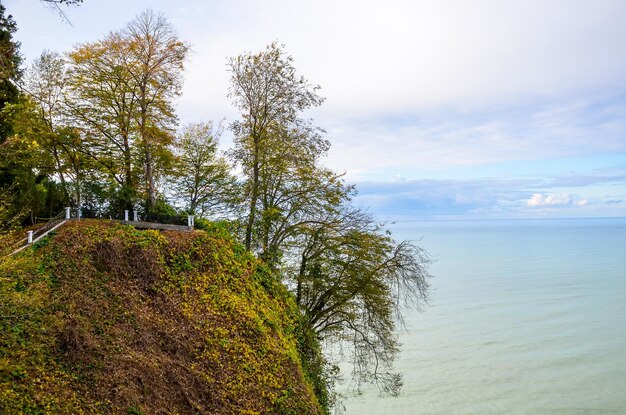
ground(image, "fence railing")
xmin=76 ymin=209 xmax=193 ymax=228
xmin=119 ymin=209 xmax=194 ymax=229
xmin=30 ymin=210 xmax=66 ymax=242
xmin=5 ymin=235 xmax=27 ymax=255
xmin=4 ymin=209 xmax=69 ymax=256
xmin=4 ymin=207 xmax=195 ymax=257
xmin=141 ymin=213 xmax=190 ymax=226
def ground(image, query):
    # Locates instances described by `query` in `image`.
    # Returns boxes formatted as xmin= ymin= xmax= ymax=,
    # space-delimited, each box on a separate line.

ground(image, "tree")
xmin=65 ymin=11 xmax=188 ymax=214
xmin=228 ymin=44 xmax=432 ymax=404
xmin=39 ymin=0 xmax=85 ymax=21
xmin=0 ymin=2 xmax=22 ymax=198
xmin=171 ymin=121 xmax=238 ymax=218
xmin=122 ymin=10 xmax=188 ymax=212
xmin=66 ymin=32 xmax=139 ymax=212
xmin=0 ymin=6 xmax=52 ymax=226
xmin=0 ymin=95 xmax=63 ymax=224
xmin=0 ymin=7 xmax=73 ymax=225
xmin=0 ymin=3 xmax=21 ymax=144
xmin=249 ymin=127 xmax=431 ymax=394
xmin=22 ymin=50 xmax=87 ymax=207
xmin=23 ymin=51 xmax=67 ymax=135
xmin=290 ymin=207 xmax=430 ymax=396
xmin=252 ymin=122 xmax=349 ymax=267
xmin=228 ymin=42 xmax=324 ymax=250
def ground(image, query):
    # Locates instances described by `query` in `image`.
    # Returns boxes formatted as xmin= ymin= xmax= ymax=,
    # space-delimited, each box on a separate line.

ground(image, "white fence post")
xmin=124 ymin=210 xmax=129 ymax=222
xmin=188 ymin=215 xmax=194 ymax=230
xmin=133 ymin=211 xmax=138 ymax=222
xmin=65 ymin=207 xmax=71 ymax=220
xmin=27 ymin=230 xmax=33 ymax=244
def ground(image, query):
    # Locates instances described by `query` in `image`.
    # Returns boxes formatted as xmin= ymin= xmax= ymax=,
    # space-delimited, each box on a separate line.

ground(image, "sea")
xmin=343 ymin=217 xmax=626 ymax=415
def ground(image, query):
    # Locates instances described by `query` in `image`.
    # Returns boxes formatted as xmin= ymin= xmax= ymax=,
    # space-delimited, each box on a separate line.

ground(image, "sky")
xmin=6 ymin=0 xmax=626 ymax=220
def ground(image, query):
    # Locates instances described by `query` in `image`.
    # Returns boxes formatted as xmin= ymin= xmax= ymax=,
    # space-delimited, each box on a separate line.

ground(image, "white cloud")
xmin=527 ymin=193 xmax=572 ymax=207
xmin=350 ymin=179 xmax=623 ymax=220
xmin=322 ymin=96 xmax=626 ymax=180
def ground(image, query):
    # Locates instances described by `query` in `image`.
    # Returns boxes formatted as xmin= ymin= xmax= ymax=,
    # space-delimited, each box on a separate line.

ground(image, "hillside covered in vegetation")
xmin=0 ymin=221 xmax=327 ymax=414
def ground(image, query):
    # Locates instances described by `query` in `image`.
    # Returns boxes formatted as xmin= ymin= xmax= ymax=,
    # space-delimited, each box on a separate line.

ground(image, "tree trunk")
xmin=123 ymin=133 xmax=134 ymax=210
xmin=244 ymin=136 xmax=260 ymax=251
xmin=296 ymin=253 xmax=307 ymax=307
xmin=145 ymin=143 xmax=156 ymax=211
xmin=52 ymin=146 xmax=70 ymax=204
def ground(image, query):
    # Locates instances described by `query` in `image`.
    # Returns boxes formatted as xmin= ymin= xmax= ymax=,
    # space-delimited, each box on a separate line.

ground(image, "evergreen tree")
xmin=0 ymin=2 xmax=21 ymax=143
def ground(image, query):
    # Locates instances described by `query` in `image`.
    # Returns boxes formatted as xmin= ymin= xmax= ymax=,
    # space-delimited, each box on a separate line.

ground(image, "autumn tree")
xmin=0 ymin=95 xmax=66 ymax=224
xmin=0 ymin=5 xmax=47 ymax=226
xmin=65 ymin=11 xmax=187 ymax=213
xmin=0 ymin=4 xmax=74 ymax=226
xmin=21 ymin=51 xmax=87 ymax=207
xmin=290 ymin=207 xmax=431 ymax=396
xmin=252 ymin=122 xmax=349 ymax=267
xmin=229 ymin=44 xmax=432 ymax=402
xmin=66 ymin=32 xmax=139 ymax=212
xmin=123 ymin=10 xmax=188 ymax=213
xmin=228 ymin=42 xmax=324 ymax=250
xmin=171 ymin=121 xmax=238 ymax=218
xmin=250 ymin=124 xmax=431 ymax=394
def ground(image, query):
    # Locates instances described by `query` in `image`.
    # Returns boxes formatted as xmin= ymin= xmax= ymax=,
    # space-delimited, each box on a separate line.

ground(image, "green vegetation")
xmin=171 ymin=121 xmax=239 ymax=218
xmin=0 ymin=221 xmax=325 ymax=414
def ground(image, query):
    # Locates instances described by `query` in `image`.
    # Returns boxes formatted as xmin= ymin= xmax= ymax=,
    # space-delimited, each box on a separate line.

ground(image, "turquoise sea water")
xmin=344 ymin=218 xmax=626 ymax=414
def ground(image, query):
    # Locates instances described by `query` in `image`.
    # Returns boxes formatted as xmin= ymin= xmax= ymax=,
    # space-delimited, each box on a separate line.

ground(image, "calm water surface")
xmin=344 ymin=218 xmax=626 ymax=414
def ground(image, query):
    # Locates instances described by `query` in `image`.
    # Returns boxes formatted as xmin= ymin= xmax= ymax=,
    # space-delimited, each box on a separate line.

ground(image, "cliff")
xmin=0 ymin=220 xmax=324 ymax=414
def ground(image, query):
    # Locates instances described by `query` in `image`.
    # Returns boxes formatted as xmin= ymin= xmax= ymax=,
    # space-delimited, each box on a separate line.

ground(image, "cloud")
xmin=353 ymin=178 xmax=535 ymax=219
xmin=321 ymin=93 xmax=626 ymax=179
xmin=351 ymin=177 xmax=624 ymax=220
xmin=527 ymin=193 xmax=572 ymax=207
xmin=576 ymin=199 xmax=590 ymax=207
xmin=172 ymin=1 xmax=626 ymax=179
xmin=46 ymin=0 xmax=605 ymax=123
xmin=243 ymin=0 xmax=626 ymax=115
xmin=15 ymin=0 xmax=626 ymax=119
xmin=546 ymin=173 xmax=626 ymax=188
xmin=13 ymin=2 xmax=626 ymax=171
xmin=527 ymin=193 xmax=593 ymax=208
